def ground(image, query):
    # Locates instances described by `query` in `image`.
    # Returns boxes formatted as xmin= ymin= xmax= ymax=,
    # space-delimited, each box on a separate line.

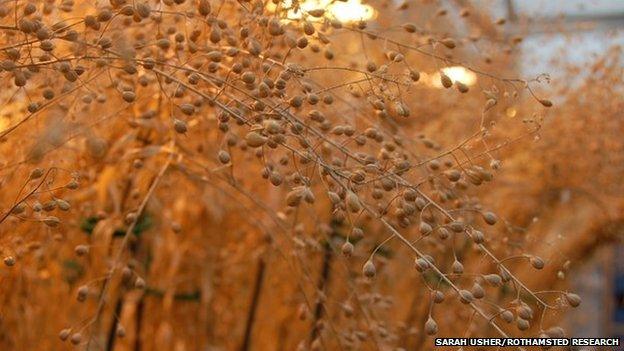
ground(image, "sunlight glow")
xmin=270 ymin=0 xmax=376 ymax=23
xmin=441 ymin=66 xmax=478 ymax=86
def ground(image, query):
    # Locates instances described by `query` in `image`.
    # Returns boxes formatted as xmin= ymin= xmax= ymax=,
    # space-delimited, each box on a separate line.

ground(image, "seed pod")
xmin=57 ymin=199 xmax=71 ymax=211
xmin=440 ymin=73 xmax=452 ymax=88
xmin=437 ymin=227 xmax=450 ymax=240
xmin=539 ymin=99 xmax=553 ymax=107
xmin=402 ymin=23 xmax=417 ymax=33
xmin=346 ymin=191 xmax=361 ymax=213
xmin=440 ymin=38 xmax=456 ymax=49
xmin=43 ymin=216 xmax=61 ymax=227
xmin=501 ymin=310 xmax=514 ymax=323
xmin=70 ymin=333 xmax=82 ymax=345
xmin=545 ymin=326 xmax=565 ymax=338
xmin=218 ymin=150 xmax=231 ymax=164
xmin=482 ymin=211 xmax=498 ymax=225
xmin=419 ymin=222 xmax=432 ymax=236
xmin=449 ymin=221 xmax=464 ymax=233
xmin=180 ymin=103 xmax=195 ymax=115
xmin=341 ymin=241 xmax=354 ymax=257
xmin=484 ymin=274 xmax=502 ymax=286
xmin=516 ymin=318 xmax=530 ymax=331
xmin=59 ymin=328 xmax=71 ymax=341
xmin=3 ymin=256 xmax=16 ymax=267
xmin=135 ymin=3 xmax=151 ymax=18
xmin=424 ymin=317 xmax=438 ymax=335
xmin=452 ymin=260 xmax=464 ymax=274
xmin=458 ymin=290 xmax=474 ymax=304
xmin=472 ymin=283 xmax=485 ymax=299
xmin=75 ymin=245 xmax=89 ymax=256
xmin=432 ymin=290 xmax=444 ymax=303
xmin=134 ymin=277 xmax=146 ymax=289
xmin=363 ymin=260 xmax=376 ymax=278
xmin=76 ymin=285 xmax=88 ymax=302
xmin=286 ymin=189 xmax=303 ymax=207
xmin=530 ymin=256 xmax=545 ymax=270
xmin=517 ymin=305 xmax=533 ymax=320
xmin=245 ymin=131 xmax=267 ymax=147
xmin=302 ymin=21 xmax=315 ymax=35
xmin=198 ymin=0 xmax=211 ymax=16
xmin=415 ymin=258 xmax=430 ymax=272
xmin=472 ymin=230 xmax=484 ymax=244
xmin=307 ymin=9 xmax=325 ymax=17
xmin=122 ymin=91 xmax=136 ymax=102
xmin=565 ymin=293 xmax=581 ymax=307
xmin=29 ymin=168 xmax=45 ymax=180
xmin=456 ymin=82 xmax=469 ymax=93
xmin=173 ymin=119 xmax=188 ymax=134
xmin=116 ymin=326 xmax=126 ymax=338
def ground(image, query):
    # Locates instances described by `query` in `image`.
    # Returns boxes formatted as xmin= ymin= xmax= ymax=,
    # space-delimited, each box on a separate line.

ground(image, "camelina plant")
xmin=1 ymin=0 xmax=621 ymax=350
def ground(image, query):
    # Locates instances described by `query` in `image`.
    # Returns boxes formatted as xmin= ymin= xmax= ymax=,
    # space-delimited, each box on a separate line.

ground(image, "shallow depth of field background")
xmin=0 ymin=0 xmax=622 ymax=350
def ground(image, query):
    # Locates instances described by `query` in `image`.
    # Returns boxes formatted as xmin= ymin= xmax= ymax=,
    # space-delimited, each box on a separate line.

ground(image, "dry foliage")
xmin=0 ymin=0 xmax=621 ymax=350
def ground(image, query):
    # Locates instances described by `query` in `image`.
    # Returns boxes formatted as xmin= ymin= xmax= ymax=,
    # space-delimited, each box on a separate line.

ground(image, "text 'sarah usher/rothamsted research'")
xmin=435 ymin=337 xmax=620 ymax=347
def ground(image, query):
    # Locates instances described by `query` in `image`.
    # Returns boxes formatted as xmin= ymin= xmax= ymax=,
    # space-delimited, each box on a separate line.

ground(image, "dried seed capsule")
xmin=424 ymin=317 xmax=438 ymax=335
xmin=482 ymin=211 xmax=498 ymax=225
xmin=218 ymin=150 xmax=231 ymax=164
xmin=173 ymin=119 xmax=188 ymax=134
xmin=57 ymin=199 xmax=71 ymax=211
xmin=458 ymin=290 xmax=474 ymax=304
xmin=29 ymin=168 xmax=45 ymax=180
xmin=501 ymin=310 xmax=514 ymax=323
xmin=363 ymin=260 xmax=376 ymax=278
xmin=59 ymin=328 xmax=71 ymax=341
xmin=419 ymin=222 xmax=432 ymax=236
xmin=432 ymin=290 xmax=444 ymax=303
xmin=122 ymin=91 xmax=136 ymax=102
xmin=134 ymin=277 xmax=146 ymax=289
xmin=516 ymin=318 xmax=530 ymax=331
xmin=517 ymin=305 xmax=533 ymax=320
xmin=286 ymin=189 xmax=303 ymax=207
xmin=245 ymin=131 xmax=267 ymax=148
xmin=440 ymin=38 xmax=456 ymax=49
xmin=70 ymin=333 xmax=82 ymax=345
xmin=452 ymin=260 xmax=464 ymax=274
xmin=116 ymin=326 xmax=126 ymax=338
xmin=471 ymin=283 xmax=485 ymax=299
xmin=75 ymin=245 xmax=89 ymax=256
xmin=43 ymin=216 xmax=61 ymax=227
xmin=198 ymin=0 xmax=211 ymax=16
xmin=402 ymin=23 xmax=417 ymax=33
xmin=565 ymin=293 xmax=581 ymax=307
xmin=530 ymin=256 xmax=545 ymax=270
xmin=346 ymin=191 xmax=361 ymax=213
xmin=440 ymin=72 xmax=452 ymax=88
xmin=76 ymin=285 xmax=88 ymax=302
xmin=456 ymin=82 xmax=469 ymax=93
xmin=341 ymin=241 xmax=354 ymax=257
xmin=484 ymin=274 xmax=502 ymax=286
xmin=415 ymin=258 xmax=430 ymax=272
xmin=3 ymin=256 xmax=16 ymax=267
xmin=539 ymin=99 xmax=553 ymax=107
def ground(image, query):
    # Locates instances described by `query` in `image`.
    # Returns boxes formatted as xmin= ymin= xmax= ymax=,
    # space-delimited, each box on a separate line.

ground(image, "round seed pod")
xmin=483 ymin=274 xmax=502 ymax=286
xmin=530 ymin=256 xmax=545 ymax=270
xmin=116 ymin=326 xmax=126 ymax=338
xmin=472 ymin=230 xmax=484 ymax=244
xmin=198 ymin=0 xmax=211 ymax=15
xmin=70 ymin=333 xmax=82 ymax=345
xmin=135 ymin=3 xmax=151 ymax=18
xmin=363 ymin=260 xmax=376 ymax=278
xmin=471 ymin=283 xmax=485 ymax=299
xmin=458 ymin=290 xmax=474 ymax=304
xmin=402 ymin=23 xmax=417 ymax=33
xmin=539 ymin=99 xmax=553 ymax=107
xmin=545 ymin=327 xmax=565 ymax=338
xmin=516 ymin=318 xmax=530 ymax=331
xmin=302 ymin=21 xmax=315 ymax=35
xmin=286 ymin=189 xmax=303 ymax=207
xmin=452 ymin=260 xmax=464 ymax=274
xmin=565 ymin=293 xmax=581 ymax=307
xmin=29 ymin=168 xmax=45 ymax=180
xmin=415 ymin=258 xmax=430 ymax=272
xmin=59 ymin=328 xmax=71 ymax=341
xmin=75 ymin=245 xmax=89 ymax=256
xmin=218 ymin=150 xmax=231 ymax=164
xmin=437 ymin=227 xmax=450 ymax=240
xmin=441 ymin=38 xmax=456 ymax=49
xmin=245 ymin=131 xmax=267 ymax=148
xmin=180 ymin=103 xmax=195 ymax=115
xmin=346 ymin=191 xmax=361 ymax=213
xmin=419 ymin=222 xmax=432 ymax=236
xmin=501 ymin=310 xmax=514 ymax=323
xmin=456 ymin=82 xmax=469 ymax=93
xmin=440 ymin=73 xmax=452 ymax=88
xmin=432 ymin=290 xmax=444 ymax=303
xmin=482 ymin=211 xmax=498 ymax=225
xmin=424 ymin=317 xmax=438 ymax=335
xmin=43 ymin=216 xmax=61 ymax=227
xmin=444 ymin=169 xmax=461 ymax=182
xmin=134 ymin=277 xmax=146 ymax=289
xmin=122 ymin=91 xmax=136 ymax=102
xmin=76 ymin=285 xmax=88 ymax=302
xmin=173 ymin=119 xmax=188 ymax=134
xmin=517 ymin=305 xmax=533 ymax=320
xmin=241 ymin=71 xmax=255 ymax=84
xmin=57 ymin=199 xmax=71 ymax=211
xmin=341 ymin=241 xmax=354 ymax=257
xmin=449 ymin=221 xmax=464 ymax=233
xmin=3 ymin=256 xmax=16 ymax=267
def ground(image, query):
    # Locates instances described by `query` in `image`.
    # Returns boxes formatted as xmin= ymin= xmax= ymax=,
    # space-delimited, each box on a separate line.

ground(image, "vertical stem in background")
xmin=241 ymin=258 xmax=266 ymax=351
xmin=134 ymin=298 xmax=144 ymax=351
xmin=310 ymin=222 xmax=336 ymax=342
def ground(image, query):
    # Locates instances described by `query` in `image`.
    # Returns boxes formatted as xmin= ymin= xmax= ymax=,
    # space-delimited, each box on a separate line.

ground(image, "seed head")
xmin=341 ymin=241 xmax=354 ymax=257
xmin=424 ymin=317 xmax=438 ymax=335
xmin=530 ymin=256 xmax=545 ymax=270
xmin=565 ymin=293 xmax=581 ymax=307
xmin=3 ymin=256 xmax=16 ymax=267
xmin=363 ymin=260 xmax=376 ymax=278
